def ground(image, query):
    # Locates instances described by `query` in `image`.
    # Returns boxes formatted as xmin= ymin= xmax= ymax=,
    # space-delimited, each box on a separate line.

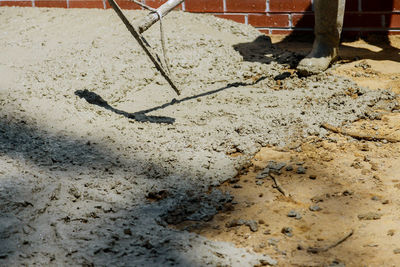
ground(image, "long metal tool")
xmin=107 ymin=0 xmax=181 ymax=95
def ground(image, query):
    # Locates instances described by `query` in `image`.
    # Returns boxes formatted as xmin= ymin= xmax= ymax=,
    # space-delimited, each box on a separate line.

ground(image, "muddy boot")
xmin=297 ymin=0 xmax=345 ymax=75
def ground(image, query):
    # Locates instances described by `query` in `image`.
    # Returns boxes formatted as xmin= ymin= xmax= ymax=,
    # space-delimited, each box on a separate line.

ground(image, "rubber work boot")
xmin=297 ymin=0 xmax=345 ymax=75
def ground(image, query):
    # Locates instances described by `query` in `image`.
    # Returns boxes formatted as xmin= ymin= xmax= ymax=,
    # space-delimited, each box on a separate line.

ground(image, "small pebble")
xmin=358 ymin=212 xmax=382 ymax=220
xmin=328 ymin=260 xmax=346 ymax=267
xmin=361 ymin=145 xmax=370 ymax=152
xmin=287 ymin=210 xmax=302 ymax=220
xmin=342 ymin=190 xmax=353 ymax=196
xmin=387 ymin=229 xmax=395 ymax=236
xmin=123 ymin=228 xmax=132 ymax=236
xmin=297 ymin=166 xmax=306 ymax=174
xmin=256 ymin=180 xmax=264 ymax=186
xmin=225 ymin=219 xmax=258 ymax=232
xmin=225 ymin=219 xmax=245 ymax=228
xmin=267 ymin=238 xmax=278 ymax=246
xmin=267 ymin=161 xmax=286 ymax=171
xmin=285 ymin=165 xmax=293 ymax=171
xmin=281 ymin=227 xmax=293 ymax=237
xmin=364 ymin=244 xmax=378 ymax=247
xmin=309 ymin=205 xmax=322 ymax=212
xmin=246 ymin=220 xmax=258 ymax=232
xmin=256 ymin=173 xmax=268 ymax=179
xmin=311 ymin=195 xmax=324 ymax=203
xmin=261 ymin=161 xmax=286 ymax=175
xmin=287 ymin=210 xmax=297 ymax=217
xmin=309 ymin=174 xmax=317 ymax=180
xmin=276 ymin=248 xmax=287 ymax=255
xmin=370 ymin=162 xmax=379 ymax=171
xmin=394 ymin=248 xmax=400 ymax=254
xmin=260 ymin=167 xmax=270 ymax=175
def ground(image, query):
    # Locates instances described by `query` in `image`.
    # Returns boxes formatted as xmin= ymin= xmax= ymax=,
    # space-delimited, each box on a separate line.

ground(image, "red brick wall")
xmin=1 ymin=0 xmax=399 ymax=35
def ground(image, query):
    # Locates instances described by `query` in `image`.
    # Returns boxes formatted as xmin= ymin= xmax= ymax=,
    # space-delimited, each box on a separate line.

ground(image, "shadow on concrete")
xmin=75 ymin=89 xmax=176 ymax=124
xmin=75 ymin=76 xmax=270 ymax=121
xmin=235 ymin=0 xmax=399 ymax=69
xmin=233 ymin=35 xmax=303 ymax=68
xmin=0 ymin=115 xmax=256 ymax=265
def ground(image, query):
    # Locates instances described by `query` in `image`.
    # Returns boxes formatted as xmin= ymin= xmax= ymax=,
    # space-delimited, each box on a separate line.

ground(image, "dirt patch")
xmin=174 ymin=37 xmax=400 ymax=266
xmin=0 ymin=7 xmax=399 ymax=266
xmin=336 ymin=37 xmax=400 ymax=84
xmin=176 ymin=131 xmax=400 ymax=266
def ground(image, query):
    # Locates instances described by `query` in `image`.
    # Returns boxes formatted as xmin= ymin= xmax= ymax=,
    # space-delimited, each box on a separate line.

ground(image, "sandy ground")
xmin=0 ymin=6 xmax=399 ymax=266
xmin=176 ymin=37 xmax=400 ymax=266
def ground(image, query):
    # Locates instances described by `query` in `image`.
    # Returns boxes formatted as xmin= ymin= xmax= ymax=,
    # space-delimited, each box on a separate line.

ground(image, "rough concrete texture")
xmin=0 ymin=7 xmax=396 ymax=266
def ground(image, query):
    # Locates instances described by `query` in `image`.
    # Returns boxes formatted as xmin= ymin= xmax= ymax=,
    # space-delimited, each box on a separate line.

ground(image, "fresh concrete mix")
xmin=0 ymin=7 xmax=397 ymax=266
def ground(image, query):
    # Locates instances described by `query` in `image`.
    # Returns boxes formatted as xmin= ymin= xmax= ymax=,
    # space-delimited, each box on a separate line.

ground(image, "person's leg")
xmin=297 ymin=0 xmax=345 ymax=75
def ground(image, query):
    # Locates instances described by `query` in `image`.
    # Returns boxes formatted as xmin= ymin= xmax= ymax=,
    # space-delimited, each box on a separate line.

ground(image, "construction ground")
xmin=1 ymin=7 xmax=400 ymax=266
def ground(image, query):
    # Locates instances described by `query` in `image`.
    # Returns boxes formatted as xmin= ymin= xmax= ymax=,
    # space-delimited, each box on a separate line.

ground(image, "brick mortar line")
xmin=207 ymin=11 xmax=400 ymax=17
xmin=215 ymin=11 xmax=400 ymax=15
xmin=212 ymin=12 xmax=305 ymax=15
xmin=255 ymin=26 xmax=400 ymax=30
xmin=343 ymin=27 xmax=400 ymax=30
xmin=207 ymin=12 xmax=265 ymax=15
xmin=344 ymin=11 xmax=400 ymax=14
xmin=256 ymin=27 xmax=313 ymax=31
xmin=256 ymin=27 xmax=312 ymax=29
xmin=255 ymin=29 xmax=400 ymax=32
xmin=207 ymin=12 xmax=398 ymax=15
xmin=254 ymin=27 xmax=400 ymax=31
xmin=214 ymin=12 xmax=311 ymax=15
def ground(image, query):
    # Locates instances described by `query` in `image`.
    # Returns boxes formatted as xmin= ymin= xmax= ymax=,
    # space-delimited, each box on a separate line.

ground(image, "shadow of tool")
xmin=75 ymin=89 xmax=175 ymax=124
xmin=75 ymin=77 xmax=268 ymax=124
xmin=131 ymin=76 xmax=268 ymax=115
